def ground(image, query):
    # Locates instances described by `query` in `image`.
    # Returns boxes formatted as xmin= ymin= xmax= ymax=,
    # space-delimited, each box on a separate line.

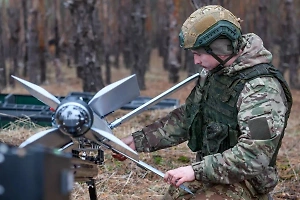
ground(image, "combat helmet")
xmin=179 ymin=5 xmax=242 ymax=56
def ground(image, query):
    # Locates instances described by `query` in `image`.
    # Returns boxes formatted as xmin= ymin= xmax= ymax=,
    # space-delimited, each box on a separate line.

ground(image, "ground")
xmin=0 ymin=50 xmax=299 ymax=199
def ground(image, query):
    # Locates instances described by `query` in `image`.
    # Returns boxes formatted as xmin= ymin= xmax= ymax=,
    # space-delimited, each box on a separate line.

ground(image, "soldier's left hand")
xmin=164 ymin=166 xmax=195 ymax=187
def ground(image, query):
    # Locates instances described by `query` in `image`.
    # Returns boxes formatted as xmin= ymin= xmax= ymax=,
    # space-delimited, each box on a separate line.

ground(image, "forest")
xmin=0 ymin=0 xmax=299 ymax=199
xmin=0 ymin=0 xmax=300 ymax=91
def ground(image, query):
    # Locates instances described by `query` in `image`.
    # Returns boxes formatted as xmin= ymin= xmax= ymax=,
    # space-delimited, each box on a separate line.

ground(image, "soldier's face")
xmin=192 ymin=50 xmax=220 ymax=71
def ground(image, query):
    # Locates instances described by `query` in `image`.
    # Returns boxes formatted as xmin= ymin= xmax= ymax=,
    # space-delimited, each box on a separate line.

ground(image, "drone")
xmin=12 ymin=72 xmax=200 ymax=199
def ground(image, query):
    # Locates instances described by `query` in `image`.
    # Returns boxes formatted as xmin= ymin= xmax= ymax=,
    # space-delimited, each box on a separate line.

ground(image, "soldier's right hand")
xmin=112 ymin=135 xmax=136 ymax=161
xmin=121 ymin=135 xmax=136 ymax=150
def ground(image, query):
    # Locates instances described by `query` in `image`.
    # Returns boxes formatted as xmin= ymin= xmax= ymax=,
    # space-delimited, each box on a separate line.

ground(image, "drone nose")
xmin=55 ymin=102 xmax=93 ymax=137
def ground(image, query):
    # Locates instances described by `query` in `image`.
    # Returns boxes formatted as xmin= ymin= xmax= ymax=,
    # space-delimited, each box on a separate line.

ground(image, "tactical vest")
xmin=185 ymin=64 xmax=292 ymax=161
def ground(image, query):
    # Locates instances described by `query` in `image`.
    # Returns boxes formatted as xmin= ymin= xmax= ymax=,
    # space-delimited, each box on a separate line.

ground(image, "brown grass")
xmin=0 ymin=50 xmax=299 ymax=199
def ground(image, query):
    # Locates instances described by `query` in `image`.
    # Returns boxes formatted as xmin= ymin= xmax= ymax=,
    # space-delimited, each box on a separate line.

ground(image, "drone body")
xmin=12 ymin=73 xmax=199 ymax=196
xmin=14 ymin=74 xmax=140 ymax=153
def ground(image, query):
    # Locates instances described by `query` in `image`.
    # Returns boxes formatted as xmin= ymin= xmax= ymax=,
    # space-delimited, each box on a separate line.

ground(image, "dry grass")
xmin=1 ymin=107 xmax=299 ymax=200
xmin=0 ymin=117 xmax=47 ymax=146
xmin=272 ymin=89 xmax=300 ymax=200
xmin=0 ymin=50 xmax=299 ymax=199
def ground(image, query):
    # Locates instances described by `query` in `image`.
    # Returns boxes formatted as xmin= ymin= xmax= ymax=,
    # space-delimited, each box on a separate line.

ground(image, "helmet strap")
xmin=204 ymin=46 xmax=235 ymax=67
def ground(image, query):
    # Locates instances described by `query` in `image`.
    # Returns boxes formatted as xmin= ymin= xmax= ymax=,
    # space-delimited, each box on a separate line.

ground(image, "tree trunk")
xmin=157 ymin=0 xmax=169 ymax=70
xmin=0 ymin=8 xmax=6 ymax=92
xmin=120 ymin=0 xmax=133 ymax=70
xmin=66 ymin=0 xmax=105 ymax=92
xmin=22 ymin=0 xmax=28 ymax=77
xmin=167 ymin=0 xmax=180 ymax=83
xmin=107 ymin=1 xmax=119 ymax=70
xmin=130 ymin=0 xmax=150 ymax=90
xmin=102 ymin=0 xmax=112 ymax=84
xmin=93 ymin=1 xmax=104 ymax=83
xmin=37 ymin=0 xmax=46 ymax=83
xmin=68 ymin=1 xmax=81 ymax=78
xmin=256 ymin=0 xmax=270 ymax=49
xmin=28 ymin=8 xmax=40 ymax=84
xmin=7 ymin=0 xmax=20 ymax=87
xmin=61 ymin=1 xmax=72 ymax=68
xmin=52 ymin=0 xmax=63 ymax=83
xmin=112 ymin=1 xmax=120 ymax=69
xmin=54 ymin=0 xmax=61 ymax=58
xmin=280 ymin=0 xmax=300 ymax=88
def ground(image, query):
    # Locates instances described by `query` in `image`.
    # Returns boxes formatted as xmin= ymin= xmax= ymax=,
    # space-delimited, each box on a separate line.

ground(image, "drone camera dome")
xmin=55 ymin=97 xmax=94 ymax=137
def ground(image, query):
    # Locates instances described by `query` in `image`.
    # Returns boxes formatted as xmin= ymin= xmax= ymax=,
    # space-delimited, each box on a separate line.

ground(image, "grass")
xmin=1 ymin=107 xmax=299 ymax=199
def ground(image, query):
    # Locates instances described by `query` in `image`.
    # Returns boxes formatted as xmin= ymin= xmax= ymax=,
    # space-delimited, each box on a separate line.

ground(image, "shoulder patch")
xmin=248 ymin=116 xmax=271 ymax=140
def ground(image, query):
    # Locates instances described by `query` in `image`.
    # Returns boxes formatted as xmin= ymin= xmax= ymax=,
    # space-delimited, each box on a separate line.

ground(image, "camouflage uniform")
xmin=132 ymin=33 xmax=292 ymax=199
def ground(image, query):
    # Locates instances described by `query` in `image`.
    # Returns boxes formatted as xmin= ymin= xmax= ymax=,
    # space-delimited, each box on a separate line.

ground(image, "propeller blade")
xmin=88 ymin=75 xmax=140 ymax=117
xmin=85 ymin=127 xmax=139 ymax=161
xmin=12 ymin=75 xmax=61 ymax=109
xmin=86 ymin=129 xmax=194 ymax=195
xmin=92 ymin=114 xmax=113 ymax=134
xmin=109 ymin=73 xmax=200 ymax=129
xmin=19 ymin=128 xmax=72 ymax=149
xmin=85 ymin=129 xmax=193 ymax=195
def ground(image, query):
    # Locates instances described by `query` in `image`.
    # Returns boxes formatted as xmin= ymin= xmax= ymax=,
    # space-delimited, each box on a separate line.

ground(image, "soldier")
xmin=120 ymin=5 xmax=293 ymax=199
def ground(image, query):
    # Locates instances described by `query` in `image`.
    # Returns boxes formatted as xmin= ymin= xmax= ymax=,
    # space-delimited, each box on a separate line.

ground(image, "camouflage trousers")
xmin=162 ymin=181 xmax=273 ymax=200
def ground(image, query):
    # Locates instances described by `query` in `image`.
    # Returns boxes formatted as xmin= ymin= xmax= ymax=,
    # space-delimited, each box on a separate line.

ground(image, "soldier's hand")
xmin=121 ymin=135 xmax=136 ymax=150
xmin=112 ymin=151 xmax=127 ymax=161
xmin=164 ymin=166 xmax=195 ymax=187
xmin=112 ymin=135 xmax=136 ymax=161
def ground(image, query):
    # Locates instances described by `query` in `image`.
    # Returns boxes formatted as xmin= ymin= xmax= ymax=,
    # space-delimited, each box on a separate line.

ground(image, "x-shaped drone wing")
xmin=13 ymin=73 xmax=199 ymax=195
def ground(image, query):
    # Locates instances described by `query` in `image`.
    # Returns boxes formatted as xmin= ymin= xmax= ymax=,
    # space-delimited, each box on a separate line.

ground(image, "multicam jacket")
xmin=132 ymin=33 xmax=292 ymax=194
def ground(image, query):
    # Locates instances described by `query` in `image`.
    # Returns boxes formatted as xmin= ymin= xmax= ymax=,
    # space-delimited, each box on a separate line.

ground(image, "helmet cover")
xmin=179 ymin=5 xmax=242 ymax=54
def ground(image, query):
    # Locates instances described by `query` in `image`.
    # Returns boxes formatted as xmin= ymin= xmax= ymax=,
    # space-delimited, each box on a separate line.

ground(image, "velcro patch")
xmin=248 ymin=117 xmax=271 ymax=140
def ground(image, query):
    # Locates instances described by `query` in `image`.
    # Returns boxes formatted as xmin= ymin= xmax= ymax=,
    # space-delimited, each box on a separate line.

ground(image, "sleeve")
xmin=132 ymin=105 xmax=189 ymax=152
xmin=191 ymin=77 xmax=288 ymax=184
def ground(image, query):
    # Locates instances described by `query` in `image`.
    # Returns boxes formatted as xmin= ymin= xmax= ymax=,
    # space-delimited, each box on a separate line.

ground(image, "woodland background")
xmin=0 ymin=0 xmax=299 ymax=200
xmin=0 ymin=0 xmax=300 ymax=91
